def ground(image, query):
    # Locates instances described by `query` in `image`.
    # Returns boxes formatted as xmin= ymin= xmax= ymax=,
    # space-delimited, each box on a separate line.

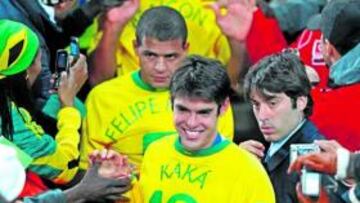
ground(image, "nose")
xmin=154 ymin=57 xmax=166 ymax=72
xmin=185 ymin=113 xmax=198 ymax=128
xmin=256 ymin=105 xmax=272 ymax=121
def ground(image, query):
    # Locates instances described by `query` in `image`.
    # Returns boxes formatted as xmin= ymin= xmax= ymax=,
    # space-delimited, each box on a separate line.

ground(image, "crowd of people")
xmin=0 ymin=0 xmax=359 ymax=202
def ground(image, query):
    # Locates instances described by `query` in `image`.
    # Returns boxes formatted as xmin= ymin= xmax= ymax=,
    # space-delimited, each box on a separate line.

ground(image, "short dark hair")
xmin=170 ymin=55 xmax=231 ymax=109
xmin=136 ymin=6 xmax=187 ymax=46
xmin=321 ymin=0 xmax=360 ymax=55
xmin=244 ymin=52 xmax=313 ymax=117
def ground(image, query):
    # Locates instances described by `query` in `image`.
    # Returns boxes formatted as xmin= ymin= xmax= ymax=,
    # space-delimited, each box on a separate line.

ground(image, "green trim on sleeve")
xmin=42 ymin=94 xmax=86 ymax=119
xmin=174 ymin=136 xmax=231 ymax=157
xmin=29 ymin=164 xmax=62 ymax=179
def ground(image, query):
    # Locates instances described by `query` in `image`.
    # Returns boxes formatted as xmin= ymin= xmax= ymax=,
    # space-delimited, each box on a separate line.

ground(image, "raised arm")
xmin=88 ymin=0 xmax=139 ymax=86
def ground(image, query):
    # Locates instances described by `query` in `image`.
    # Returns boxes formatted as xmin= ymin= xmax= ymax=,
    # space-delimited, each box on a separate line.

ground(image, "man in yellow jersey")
xmin=87 ymin=0 xmax=230 ymax=86
xmin=138 ymin=55 xmax=275 ymax=202
xmin=80 ymin=6 xmax=234 ymax=172
xmin=90 ymin=55 xmax=274 ymax=202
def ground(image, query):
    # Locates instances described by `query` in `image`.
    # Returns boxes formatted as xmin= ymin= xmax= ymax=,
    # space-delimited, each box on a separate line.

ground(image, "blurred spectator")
xmin=0 ymin=0 xmax=118 ymax=108
xmin=0 ymin=20 xmax=87 ymax=196
xmin=310 ymin=0 xmax=360 ymax=152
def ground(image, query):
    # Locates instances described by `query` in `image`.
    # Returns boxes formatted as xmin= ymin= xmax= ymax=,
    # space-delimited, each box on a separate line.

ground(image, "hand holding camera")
xmin=56 ymin=53 xmax=88 ymax=107
xmin=289 ymin=144 xmax=321 ymax=198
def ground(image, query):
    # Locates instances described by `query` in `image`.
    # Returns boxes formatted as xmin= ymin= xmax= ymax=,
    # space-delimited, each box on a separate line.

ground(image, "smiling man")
xmin=139 ymin=55 xmax=275 ymax=203
xmin=241 ymin=52 xmax=325 ymax=202
xmin=80 ymin=6 xmax=234 ymax=172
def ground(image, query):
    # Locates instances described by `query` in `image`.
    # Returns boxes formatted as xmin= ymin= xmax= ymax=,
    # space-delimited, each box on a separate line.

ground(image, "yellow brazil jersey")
xmin=139 ymin=135 xmax=275 ymax=203
xmin=88 ymin=0 xmax=230 ymax=77
xmin=80 ymin=71 xmax=233 ymax=169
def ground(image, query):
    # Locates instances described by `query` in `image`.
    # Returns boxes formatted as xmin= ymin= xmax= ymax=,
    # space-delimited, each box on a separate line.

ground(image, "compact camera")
xmin=290 ymin=144 xmax=321 ymax=197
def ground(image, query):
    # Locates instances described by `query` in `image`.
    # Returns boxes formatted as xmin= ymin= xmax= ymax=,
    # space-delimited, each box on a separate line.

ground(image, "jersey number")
xmin=150 ymin=190 xmax=197 ymax=203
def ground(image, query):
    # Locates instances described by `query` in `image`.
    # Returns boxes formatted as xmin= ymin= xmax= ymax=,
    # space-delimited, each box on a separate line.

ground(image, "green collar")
xmin=174 ymin=136 xmax=230 ymax=157
xmin=132 ymin=71 xmax=168 ymax=92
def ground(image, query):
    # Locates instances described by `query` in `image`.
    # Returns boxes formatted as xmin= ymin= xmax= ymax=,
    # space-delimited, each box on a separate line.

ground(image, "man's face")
xmin=250 ymin=90 xmax=306 ymax=142
xmin=136 ymin=37 xmax=188 ymax=89
xmin=173 ymin=97 xmax=223 ymax=151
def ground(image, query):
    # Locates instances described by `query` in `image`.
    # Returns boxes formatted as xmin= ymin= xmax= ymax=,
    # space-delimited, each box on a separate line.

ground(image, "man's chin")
xmin=151 ymin=83 xmax=169 ymax=90
xmin=263 ymin=134 xmax=277 ymax=142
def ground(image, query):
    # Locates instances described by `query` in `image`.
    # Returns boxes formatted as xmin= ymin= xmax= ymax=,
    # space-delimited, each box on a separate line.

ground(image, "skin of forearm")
xmin=89 ymin=23 xmax=124 ymax=86
xmin=227 ymin=37 xmax=248 ymax=91
xmin=64 ymin=186 xmax=86 ymax=203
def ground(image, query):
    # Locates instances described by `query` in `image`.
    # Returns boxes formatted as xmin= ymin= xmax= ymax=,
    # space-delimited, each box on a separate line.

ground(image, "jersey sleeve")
xmin=11 ymin=106 xmax=81 ymax=184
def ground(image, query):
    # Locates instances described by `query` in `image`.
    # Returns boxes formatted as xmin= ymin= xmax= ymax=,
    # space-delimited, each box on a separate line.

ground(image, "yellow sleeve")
xmin=231 ymin=152 xmax=276 ymax=203
xmin=23 ymin=107 xmax=81 ymax=184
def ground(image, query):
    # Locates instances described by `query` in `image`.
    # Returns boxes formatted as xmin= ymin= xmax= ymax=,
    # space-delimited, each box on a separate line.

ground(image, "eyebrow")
xmin=175 ymin=104 xmax=214 ymax=113
xmin=142 ymin=50 xmax=158 ymax=56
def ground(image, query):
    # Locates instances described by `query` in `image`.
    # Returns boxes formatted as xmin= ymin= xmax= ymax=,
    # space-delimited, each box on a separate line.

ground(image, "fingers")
xmin=288 ymin=155 xmax=306 ymax=174
xmin=239 ymin=140 xmax=265 ymax=159
xmin=89 ymin=149 xmax=114 ymax=163
xmin=58 ymin=71 xmax=68 ymax=90
xmin=295 ymin=182 xmax=311 ymax=203
xmin=314 ymin=140 xmax=342 ymax=153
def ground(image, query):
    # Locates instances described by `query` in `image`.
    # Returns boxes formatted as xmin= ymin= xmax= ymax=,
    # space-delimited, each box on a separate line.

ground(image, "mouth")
xmin=153 ymin=76 xmax=168 ymax=83
xmin=182 ymin=129 xmax=203 ymax=140
xmin=260 ymin=126 xmax=275 ymax=135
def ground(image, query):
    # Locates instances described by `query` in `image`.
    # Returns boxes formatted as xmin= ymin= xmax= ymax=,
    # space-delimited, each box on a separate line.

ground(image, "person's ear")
xmin=219 ymin=97 xmax=230 ymax=116
xmin=182 ymin=42 xmax=189 ymax=54
xmin=296 ymin=96 xmax=308 ymax=111
xmin=322 ymin=39 xmax=341 ymax=64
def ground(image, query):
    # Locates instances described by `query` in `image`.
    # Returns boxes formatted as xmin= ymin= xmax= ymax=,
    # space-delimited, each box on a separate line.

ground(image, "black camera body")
xmin=54 ymin=49 xmax=68 ymax=88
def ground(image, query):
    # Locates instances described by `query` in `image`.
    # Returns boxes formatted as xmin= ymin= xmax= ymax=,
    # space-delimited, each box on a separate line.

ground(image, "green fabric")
xmin=10 ymin=106 xmax=62 ymax=178
xmin=42 ymin=94 xmax=86 ymax=119
xmin=132 ymin=71 xmax=168 ymax=92
xmin=29 ymin=164 xmax=62 ymax=180
xmin=0 ymin=20 xmax=39 ymax=77
xmin=174 ymin=135 xmax=231 ymax=157
xmin=143 ymin=131 xmax=177 ymax=153
xmin=11 ymin=107 xmax=57 ymax=157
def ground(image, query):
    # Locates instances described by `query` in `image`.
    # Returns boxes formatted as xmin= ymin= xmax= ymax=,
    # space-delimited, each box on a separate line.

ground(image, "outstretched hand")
xmin=66 ymin=161 xmax=132 ymax=202
xmin=104 ymin=0 xmax=139 ymax=26
xmin=89 ymin=149 xmax=133 ymax=179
